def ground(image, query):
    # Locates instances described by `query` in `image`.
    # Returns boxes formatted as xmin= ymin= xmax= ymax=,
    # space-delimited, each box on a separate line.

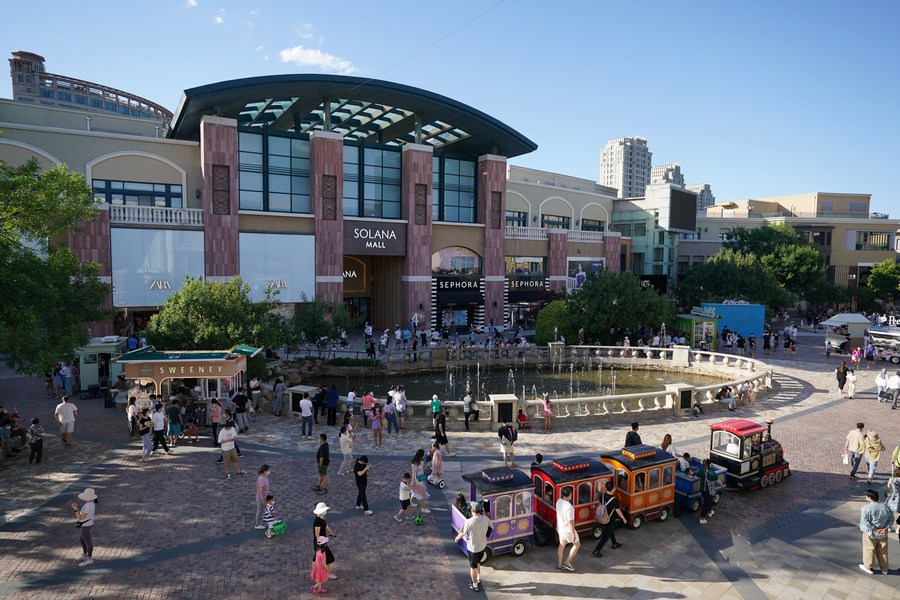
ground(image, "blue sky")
xmin=2 ymin=0 xmax=897 ymax=215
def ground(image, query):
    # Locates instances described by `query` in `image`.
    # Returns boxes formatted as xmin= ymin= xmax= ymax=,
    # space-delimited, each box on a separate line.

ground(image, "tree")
xmin=534 ymin=300 xmax=574 ymax=346
xmin=723 ymin=224 xmax=804 ymax=257
xmin=676 ymin=249 xmax=792 ymax=312
xmin=724 ymin=224 xmax=825 ymax=297
xmin=565 ymin=271 xmax=674 ymax=344
xmin=145 ymin=276 xmax=288 ymax=350
xmin=866 ymin=259 xmax=900 ymax=303
xmin=0 ymin=156 xmax=112 ymax=375
xmin=292 ymin=296 xmax=358 ymax=345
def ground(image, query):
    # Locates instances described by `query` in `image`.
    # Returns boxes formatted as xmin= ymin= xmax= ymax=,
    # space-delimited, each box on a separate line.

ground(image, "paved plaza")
xmin=1 ymin=331 xmax=899 ymax=599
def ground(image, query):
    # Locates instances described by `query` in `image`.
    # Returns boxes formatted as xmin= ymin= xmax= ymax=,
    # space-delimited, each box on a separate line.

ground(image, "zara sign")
xmin=343 ymin=222 xmax=407 ymax=256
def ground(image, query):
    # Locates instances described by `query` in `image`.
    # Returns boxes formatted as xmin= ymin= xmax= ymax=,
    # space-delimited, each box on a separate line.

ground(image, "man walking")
xmin=889 ymin=371 xmax=900 ymax=409
xmin=698 ymin=458 xmax=718 ymax=524
xmin=845 ymin=422 xmax=866 ymax=478
xmin=299 ymin=392 xmax=314 ymax=439
xmin=314 ymin=433 xmax=330 ymax=495
xmin=325 ymin=385 xmax=339 ymax=427
xmin=232 ymin=387 xmax=251 ymax=433
xmin=859 ymin=489 xmax=893 ymax=575
xmin=54 ymin=395 xmax=79 ymax=448
xmin=625 ymin=422 xmax=642 ymax=447
xmin=150 ymin=403 xmax=173 ymax=455
xmin=217 ymin=420 xmax=243 ymax=479
xmin=435 ymin=407 xmax=453 ymax=457
xmin=556 ymin=487 xmax=580 ymax=571
xmin=454 ymin=501 xmax=493 ymax=592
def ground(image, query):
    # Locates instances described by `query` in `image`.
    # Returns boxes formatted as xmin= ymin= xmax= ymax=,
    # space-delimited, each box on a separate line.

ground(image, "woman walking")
xmin=255 ymin=464 xmax=271 ymax=530
xmin=272 ymin=378 xmax=285 ymax=416
xmin=384 ymin=398 xmax=400 ymax=435
xmin=71 ymin=488 xmax=98 ymax=567
xmin=209 ymin=399 xmax=222 ymax=447
xmin=354 ymin=455 xmax=373 ymax=515
xmin=410 ymin=448 xmax=431 ymax=514
xmin=846 ymin=369 xmax=857 ymax=399
xmin=835 ymin=362 xmax=848 ymax=396
xmin=137 ymin=408 xmax=153 ymax=462
xmin=312 ymin=502 xmax=337 ymax=580
xmin=338 ymin=425 xmax=354 ymax=476
xmin=127 ymin=397 xmax=139 ymax=439
xmin=863 ymin=431 xmax=885 ymax=484
xmin=371 ymin=404 xmax=383 ymax=449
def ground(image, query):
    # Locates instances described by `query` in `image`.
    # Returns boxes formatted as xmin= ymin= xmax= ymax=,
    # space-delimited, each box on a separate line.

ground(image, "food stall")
xmin=74 ymin=336 xmax=129 ymax=398
xmin=675 ymin=307 xmax=719 ymax=351
xmin=114 ymin=347 xmax=257 ymax=422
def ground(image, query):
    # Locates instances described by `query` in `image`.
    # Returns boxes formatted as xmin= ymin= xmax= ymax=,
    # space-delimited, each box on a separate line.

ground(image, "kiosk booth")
xmin=675 ymin=307 xmax=719 ymax=351
xmin=74 ymin=336 xmax=128 ymax=398
xmin=115 ymin=346 xmax=259 ymax=423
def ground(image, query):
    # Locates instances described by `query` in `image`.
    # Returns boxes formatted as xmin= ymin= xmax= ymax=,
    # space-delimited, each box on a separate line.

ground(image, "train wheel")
xmin=512 ymin=539 xmax=528 ymax=557
xmin=767 ymin=473 xmax=777 ymax=486
xmin=479 ymin=548 xmax=492 ymax=565
xmin=658 ymin=508 xmax=670 ymax=522
xmin=774 ymin=469 xmax=783 ymax=483
xmin=712 ymin=492 xmax=722 ymax=505
xmin=631 ymin=514 xmax=644 ymax=529
xmin=592 ymin=525 xmax=604 ymax=539
xmin=760 ymin=475 xmax=769 ymax=488
xmin=690 ymin=498 xmax=701 ymax=512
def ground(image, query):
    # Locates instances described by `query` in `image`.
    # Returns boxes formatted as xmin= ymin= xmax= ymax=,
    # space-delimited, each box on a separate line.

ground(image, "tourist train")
xmin=708 ymin=418 xmax=791 ymax=490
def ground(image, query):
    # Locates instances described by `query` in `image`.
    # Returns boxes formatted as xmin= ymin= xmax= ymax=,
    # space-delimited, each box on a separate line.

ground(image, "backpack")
xmin=498 ymin=425 xmax=517 ymax=444
xmin=595 ymin=493 xmax=611 ymax=525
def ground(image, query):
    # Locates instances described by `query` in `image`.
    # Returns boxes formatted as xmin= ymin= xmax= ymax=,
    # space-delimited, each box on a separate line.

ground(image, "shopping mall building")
xmin=1 ymin=51 xmax=622 ymax=336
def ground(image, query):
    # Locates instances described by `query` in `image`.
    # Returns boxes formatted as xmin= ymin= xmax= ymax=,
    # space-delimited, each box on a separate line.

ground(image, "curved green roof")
xmin=169 ymin=74 xmax=537 ymax=158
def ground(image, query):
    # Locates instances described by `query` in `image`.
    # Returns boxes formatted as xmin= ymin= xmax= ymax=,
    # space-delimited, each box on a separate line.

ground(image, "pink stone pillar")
xmin=478 ymin=155 xmax=507 ymax=327
xmin=547 ymin=230 xmax=568 ymax=294
xmin=69 ymin=207 xmax=114 ymax=335
xmin=310 ymin=131 xmax=344 ymax=303
xmin=401 ymin=144 xmax=433 ymax=329
xmin=200 ymin=116 xmax=240 ymax=278
xmin=604 ymin=234 xmax=621 ymax=273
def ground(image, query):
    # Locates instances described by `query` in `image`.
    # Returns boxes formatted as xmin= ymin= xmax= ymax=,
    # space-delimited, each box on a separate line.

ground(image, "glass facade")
xmin=238 ymin=130 xmax=311 ymax=213
xmin=506 ymin=211 xmax=528 ymax=227
xmin=433 ymin=155 xmax=477 ymax=223
xmin=855 ymin=231 xmax=890 ymax=251
xmin=581 ymin=218 xmax=605 ymax=232
xmin=110 ymin=229 xmax=204 ymax=307
xmin=342 ymin=143 xmax=401 ymax=218
xmin=92 ymin=180 xmax=183 ymax=208
xmin=505 ymin=256 xmax=545 ymax=275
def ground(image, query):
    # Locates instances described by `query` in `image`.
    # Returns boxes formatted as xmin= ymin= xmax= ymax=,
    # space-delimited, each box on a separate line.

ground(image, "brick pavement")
xmin=2 ymin=332 xmax=900 ymax=599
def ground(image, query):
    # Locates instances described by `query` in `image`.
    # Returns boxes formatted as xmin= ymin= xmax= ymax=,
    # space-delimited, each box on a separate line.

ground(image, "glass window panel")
xmin=269 ymin=155 xmax=290 ymax=171
xmin=268 ymin=136 xmax=290 ymax=155
xmin=153 ymin=196 xmax=167 ymax=207
xmin=446 ymin=159 xmax=460 ymax=175
xmin=616 ymin=469 xmax=628 ymax=492
xmin=239 ymin=151 xmax=263 ymax=167
xmin=459 ymin=207 xmax=475 ymax=223
xmin=363 ymin=182 xmax=380 ymax=200
xmin=445 ymin=206 xmax=459 ymax=222
xmin=153 ymin=184 xmax=166 ymax=192
xmin=343 ymin=184 xmax=358 ymax=199
xmin=383 ymin=185 xmax=400 ymax=202
xmin=291 ymin=157 xmax=310 ymax=172
xmin=343 ymin=146 xmax=359 ymax=162
xmin=433 ymin=204 xmax=440 ymax=221
xmin=577 ymin=482 xmax=592 ymax=505
xmin=383 ymin=150 xmax=401 ymax=168
xmin=343 ymin=197 xmax=359 ymax=217
xmin=170 ymin=196 xmax=182 ymax=209
xmin=269 ymin=174 xmax=291 ymax=193
xmin=363 ymin=164 xmax=380 ymax=178
xmin=240 ymin=171 xmax=263 ymax=191
xmin=239 ymin=132 xmax=262 ymax=153
xmin=292 ymin=194 xmax=310 ymax=213
xmin=383 ymin=167 xmax=401 ymax=184
xmin=291 ymin=139 xmax=310 ymax=158
xmin=92 ymin=180 xmax=107 ymax=189
xmin=363 ymin=200 xmax=380 ymax=218
xmin=495 ymin=495 xmax=511 ymax=520
xmin=459 ymin=160 xmax=475 ymax=176
xmin=127 ymin=182 xmax=154 ymax=191
xmin=364 ymin=148 xmax=382 ymax=166
xmin=648 ymin=469 xmax=660 ymax=490
xmin=544 ymin=482 xmax=554 ymax=505
xmin=269 ymin=193 xmax=291 ymax=211
xmin=445 ymin=174 xmax=460 ymax=188
xmin=445 ymin=190 xmax=459 ymax=206
xmin=634 ymin=472 xmax=645 ymax=492
xmin=292 ymin=177 xmax=310 ymax=194
xmin=459 ymin=191 xmax=475 ymax=207
xmin=382 ymin=201 xmax=400 ymax=219
xmin=171 ymin=185 xmax=182 ymax=193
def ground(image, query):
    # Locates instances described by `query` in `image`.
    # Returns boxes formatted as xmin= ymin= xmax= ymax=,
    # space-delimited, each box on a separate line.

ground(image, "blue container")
xmin=701 ymin=303 xmax=765 ymax=339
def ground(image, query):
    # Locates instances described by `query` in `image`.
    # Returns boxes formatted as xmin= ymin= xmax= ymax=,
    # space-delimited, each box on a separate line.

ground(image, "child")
xmin=692 ymin=399 xmax=703 ymax=418
xmin=262 ymin=494 xmax=279 ymax=538
xmin=516 ymin=408 xmax=531 ymax=430
xmin=28 ymin=417 xmax=44 ymax=464
xmin=393 ymin=473 xmax=416 ymax=522
xmin=311 ymin=535 xmax=331 ymax=594
xmin=428 ymin=441 xmax=443 ymax=485
xmin=183 ymin=418 xmax=200 ymax=443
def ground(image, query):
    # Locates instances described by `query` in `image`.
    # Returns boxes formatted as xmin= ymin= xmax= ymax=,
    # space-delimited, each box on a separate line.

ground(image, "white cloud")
xmin=185 ymin=0 xmax=197 ymax=7
xmin=279 ymin=45 xmax=358 ymax=75
xmin=255 ymin=45 xmax=264 ymax=52
xmin=264 ymin=54 xmax=269 ymax=62
xmin=213 ymin=15 xmax=223 ymax=24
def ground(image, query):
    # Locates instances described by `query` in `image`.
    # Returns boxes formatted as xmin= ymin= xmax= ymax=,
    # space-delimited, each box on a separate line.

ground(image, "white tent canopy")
xmin=818 ymin=313 xmax=873 ymax=327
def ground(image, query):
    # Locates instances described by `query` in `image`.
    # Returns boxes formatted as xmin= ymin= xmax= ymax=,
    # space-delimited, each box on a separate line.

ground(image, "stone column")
xmin=310 ymin=131 xmax=344 ymax=303
xmin=547 ymin=230 xmax=568 ymax=294
xmin=69 ymin=206 xmax=114 ymax=335
xmin=199 ymin=116 xmax=240 ymax=280
xmin=478 ymin=154 xmax=507 ymax=327
xmin=401 ymin=144 xmax=434 ymax=329
xmin=604 ymin=234 xmax=621 ymax=273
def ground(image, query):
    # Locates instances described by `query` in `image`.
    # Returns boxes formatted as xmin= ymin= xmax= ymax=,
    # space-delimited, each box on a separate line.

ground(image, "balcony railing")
xmin=505 ymin=226 xmax=547 ymax=240
xmin=108 ymin=205 xmax=204 ymax=227
xmin=567 ymin=230 xmax=605 ymax=244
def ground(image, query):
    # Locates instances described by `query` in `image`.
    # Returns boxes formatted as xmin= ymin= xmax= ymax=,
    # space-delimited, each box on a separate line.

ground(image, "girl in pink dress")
xmin=541 ymin=394 xmax=553 ymax=431
xmin=311 ymin=536 xmax=331 ymax=594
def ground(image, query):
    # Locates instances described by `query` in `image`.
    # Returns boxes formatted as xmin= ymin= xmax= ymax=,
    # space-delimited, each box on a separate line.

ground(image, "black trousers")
xmin=464 ymin=411 xmax=471 ymax=431
xmin=593 ymin=519 xmax=618 ymax=553
xmin=211 ymin=422 xmax=220 ymax=446
xmin=151 ymin=430 xmax=170 ymax=452
xmin=356 ymin=484 xmax=368 ymax=511
xmin=327 ymin=407 xmax=337 ymax=426
xmin=29 ymin=439 xmax=43 ymax=463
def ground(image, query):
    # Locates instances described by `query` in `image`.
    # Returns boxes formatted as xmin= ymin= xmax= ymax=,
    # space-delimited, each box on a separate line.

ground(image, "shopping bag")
xmin=841 ymin=453 xmax=849 ymax=465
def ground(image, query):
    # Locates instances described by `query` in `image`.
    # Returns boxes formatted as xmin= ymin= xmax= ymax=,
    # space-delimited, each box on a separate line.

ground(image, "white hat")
xmin=78 ymin=488 xmax=98 ymax=502
xmin=316 ymin=535 xmax=330 ymax=545
xmin=313 ymin=502 xmax=330 ymax=515
xmin=432 ymin=395 xmax=439 ymax=401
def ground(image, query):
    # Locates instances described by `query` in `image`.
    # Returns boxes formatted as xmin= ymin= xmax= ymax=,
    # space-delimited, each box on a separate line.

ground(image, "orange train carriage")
xmin=709 ymin=418 xmax=790 ymax=490
xmin=598 ymin=445 xmax=678 ymax=529
xmin=531 ymin=456 xmax=613 ymax=545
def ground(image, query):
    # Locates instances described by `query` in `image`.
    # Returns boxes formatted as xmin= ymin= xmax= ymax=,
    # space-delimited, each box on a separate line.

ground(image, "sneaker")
xmin=226 ymin=474 xmax=232 ymax=479
xmin=421 ymin=508 xmax=431 ymax=514
xmin=165 ymin=450 xmax=174 ymax=455
xmin=468 ymin=582 xmax=479 ymax=591
xmin=312 ymin=484 xmax=321 ymax=491
xmin=364 ymin=510 xmax=373 ymax=515
xmin=255 ymin=525 xmax=266 ymax=530
xmin=592 ymin=550 xmax=603 ymax=557
xmin=265 ymin=530 xmax=272 ymax=539
xmin=355 ymin=505 xmax=363 ymax=510
xmin=78 ymin=558 xmax=94 ymax=567
xmin=405 ymin=515 xmax=415 ymax=520
xmin=216 ymin=457 xmax=224 ymax=463
xmin=317 ymin=489 xmax=328 ymax=495
xmin=859 ymin=564 xmax=874 ymax=575
xmin=562 ymin=563 xmax=575 ymax=572
xmin=708 ymin=510 xmax=715 ymax=517
xmin=237 ymin=453 xmax=244 ymax=458
xmin=699 ymin=518 xmax=708 ymax=524
xmin=328 ymin=574 xmax=337 ymax=580
xmin=78 ymin=554 xmax=88 ymax=561
xmin=393 ymin=515 xmax=403 ymax=522
xmin=612 ymin=543 xmax=622 ymax=549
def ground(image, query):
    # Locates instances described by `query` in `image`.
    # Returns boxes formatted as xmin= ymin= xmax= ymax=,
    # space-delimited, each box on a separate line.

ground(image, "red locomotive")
xmin=531 ymin=456 xmax=613 ymax=544
xmin=709 ymin=418 xmax=790 ymax=490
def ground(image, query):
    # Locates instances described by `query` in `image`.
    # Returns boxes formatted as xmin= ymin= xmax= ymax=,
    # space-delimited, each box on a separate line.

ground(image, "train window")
xmin=743 ymin=438 xmax=753 ymax=458
xmin=712 ymin=431 xmax=741 ymax=457
xmin=648 ymin=469 xmax=660 ymax=490
xmin=577 ymin=482 xmax=592 ymax=505
xmin=616 ymin=469 xmax=628 ymax=492
xmin=495 ymin=495 xmax=511 ymax=520
xmin=534 ymin=477 xmax=543 ymax=502
xmin=634 ymin=472 xmax=646 ymax=492
xmin=545 ymin=482 xmax=554 ymax=505
xmin=662 ymin=466 xmax=674 ymax=486
xmin=515 ymin=492 xmax=531 ymax=516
